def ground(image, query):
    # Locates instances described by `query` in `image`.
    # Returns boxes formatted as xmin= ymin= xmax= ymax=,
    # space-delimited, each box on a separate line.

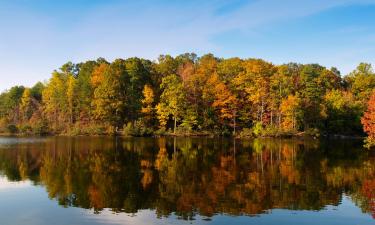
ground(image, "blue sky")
xmin=1 ymin=0 xmax=375 ymax=91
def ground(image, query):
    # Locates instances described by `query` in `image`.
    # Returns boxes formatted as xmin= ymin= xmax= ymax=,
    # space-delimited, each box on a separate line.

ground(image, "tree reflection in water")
xmin=0 ymin=137 xmax=374 ymax=220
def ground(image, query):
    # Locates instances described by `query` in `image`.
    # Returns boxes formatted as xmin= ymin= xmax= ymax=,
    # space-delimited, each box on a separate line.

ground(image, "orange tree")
xmin=361 ymin=90 xmax=375 ymax=148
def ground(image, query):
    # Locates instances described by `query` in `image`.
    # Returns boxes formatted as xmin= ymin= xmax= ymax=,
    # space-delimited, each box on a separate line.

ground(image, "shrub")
xmin=221 ymin=127 xmax=232 ymax=137
xmin=31 ymin=120 xmax=49 ymax=135
xmin=19 ymin=125 xmax=33 ymax=134
xmin=364 ymin=137 xmax=375 ymax=149
xmin=7 ymin=124 xmax=18 ymax=134
xmin=106 ymin=126 xmax=117 ymax=136
xmin=154 ymin=128 xmax=167 ymax=136
xmin=85 ymin=124 xmax=106 ymax=135
xmin=262 ymin=125 xmax=280 ymax=137
xmin=305 ymin=128 xmax=320 ymax=138
xmin=252 ymin=122 xmax=263 ymax=137
xmin=123 ymin=121 xmax=153 ymax=137
xmin=66 ymin=124 xmax=82 ymax=136
xmin=0 ymin=118 xmax=8 ymax=133
xmin=238 ymin=128 xmax=254 ymax=138
xmin=123 ymin=122 xmax=134 ymax=136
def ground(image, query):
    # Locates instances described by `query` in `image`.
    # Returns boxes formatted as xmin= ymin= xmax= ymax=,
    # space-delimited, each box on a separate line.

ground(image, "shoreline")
xmin=0 ymin=132 xmax=364 ymax=140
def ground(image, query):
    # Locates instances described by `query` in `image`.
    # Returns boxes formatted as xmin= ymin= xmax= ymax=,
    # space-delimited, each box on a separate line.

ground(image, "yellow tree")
xmin=42 ymin=71 xmax=67 ymax=130
xmin=234 ymin=59 xmax=276 ymax=124
xmin=155 ymin=103 xmax=169 ymax=129
xmin=67 ymin=75 xmax=77 ymax=124
xmin=141 ymin=84 xmax=155 ymax=125
xmin=19 ymin=88 xmax=33 ymax=123
xmin=280 ymin=95 xmax=301 ymax=131
xmin=156 ymin=74 xmax=186 ymax=133
xmin=91 ymin=63 xmax=109 ymax=88
xmin=189 ymin=54 xmax=218 ymax=129
xmin=270 ymin=65 xmax=294 ymax=127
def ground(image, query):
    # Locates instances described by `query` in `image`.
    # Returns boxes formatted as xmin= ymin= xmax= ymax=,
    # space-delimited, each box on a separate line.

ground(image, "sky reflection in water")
xmin=0 ymin=137 xmax=374 ymax=225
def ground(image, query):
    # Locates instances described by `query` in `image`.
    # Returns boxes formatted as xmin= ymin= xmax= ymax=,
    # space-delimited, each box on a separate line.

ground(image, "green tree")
xmin=156 ymin=74 xmax=186 ymax=133
xmin=75 ymin=60 xmax=98 ymax=122
xmin=299 ymin=64 xmax=325 ymax=129
xmin=123 ymin=57 xmax=151 ymax=122
xmin=345 ymin=63 xmax=375 ymax=104
xmin=0 ymin=86 xmax=25 ymax=123
xmin=92 ymin=60 xmax=126 ymax=131
xmin=30 ymin=82 xmax=45 ymax=101
xmin=324 ymin=90 xmax=362 ymax=134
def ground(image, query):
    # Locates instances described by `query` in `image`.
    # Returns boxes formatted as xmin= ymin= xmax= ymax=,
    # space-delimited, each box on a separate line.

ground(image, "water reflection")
xmin=0 ymin=137 xmax=374 ymax=220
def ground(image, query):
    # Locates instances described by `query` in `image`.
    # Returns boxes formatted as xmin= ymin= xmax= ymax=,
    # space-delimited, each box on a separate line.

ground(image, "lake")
xmin=0 ymin=136 xmax=374 ymax=225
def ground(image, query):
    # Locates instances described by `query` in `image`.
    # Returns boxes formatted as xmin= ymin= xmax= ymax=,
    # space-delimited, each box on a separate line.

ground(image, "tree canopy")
xmin=0 ymin=54 xmax=373 ymax=141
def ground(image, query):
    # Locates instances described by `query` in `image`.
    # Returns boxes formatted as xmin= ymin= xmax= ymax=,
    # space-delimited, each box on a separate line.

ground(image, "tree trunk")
xmin=233 ymin=111 xmax=236 ymax=136
xmin=70 ymin=108 xmax=73 ymax=124
xmin=174 ymin=116 xmax=177 ymax=135
xmin=260 ymin=100 xmax=264 ymax=123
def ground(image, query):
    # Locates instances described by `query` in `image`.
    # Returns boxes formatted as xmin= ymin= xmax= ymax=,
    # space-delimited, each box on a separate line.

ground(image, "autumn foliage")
xmin=362 ymin=179 xmax=375 ymax=218
xmin=0 ymin=55 xmax=374 ymax=138
xmin=361 ymin=90 xmax=375 ymax=148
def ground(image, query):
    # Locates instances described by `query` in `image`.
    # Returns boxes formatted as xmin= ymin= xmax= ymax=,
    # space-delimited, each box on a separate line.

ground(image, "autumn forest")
xmin=1 ymin=54 xmax=375 ymax=146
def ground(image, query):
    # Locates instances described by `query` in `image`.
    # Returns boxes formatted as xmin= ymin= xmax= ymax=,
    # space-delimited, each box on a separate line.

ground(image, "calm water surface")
xmin=0 ymin=137 xmax=374 ymax=225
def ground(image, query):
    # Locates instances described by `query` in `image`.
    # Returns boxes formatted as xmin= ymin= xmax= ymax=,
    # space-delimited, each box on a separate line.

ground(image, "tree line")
xmin=0 ymin=53 xmax=374 ymax=140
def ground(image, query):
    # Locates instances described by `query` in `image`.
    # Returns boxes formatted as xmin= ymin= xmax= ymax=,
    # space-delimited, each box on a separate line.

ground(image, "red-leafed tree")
xmin=361 ymin=90 xmax=375 ymax=148
xmin=362 ymin=179 xmax=375 ymax=218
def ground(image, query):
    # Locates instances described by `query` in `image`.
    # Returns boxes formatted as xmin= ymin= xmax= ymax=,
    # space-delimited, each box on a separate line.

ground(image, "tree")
xmin=269 ymin=65 xmax=294 ymax=127
xmin=91 ymin=61 xmax=126 ymax=131
xmin=361 ymin=90 xmax=375 ymax=148
xmin=141 ymin=84 xmax=155 ymax=126
xmin=123 ymin=57 xmax=151 ymax=122
xmin=0 ymin=86 xmax=25 ymax=123
xmin=299 ymin=64 xmax=325 ymax=129
xmin=184 ymin=54 xmax=218 ymax=130
xmin=1 ymin=54 xmax=374 ymax=137
xmin=75 ymin=60 xmax=98 ymax=123
xmin=208 ymin=73 xmax=238 ymax=134
xmin=67 ymin=75 xmax=77 ymax=124
xmin=179 ymin=108 xmax=198 ymax=132
xmin=324 ymin=90 xmax=362 ymax=134
xmin=19 ymin=88 xmax=33 ymax=122
xmin=30 ymin=82 xmax=44 ymax=101
xmin=42 ymin=72 xmax=68 ymax=130
xmin=345 ymin=63 xmax=375 ymax=105
xmin=217 ymin=57 xmax=243 ymax=85
xmin=91 ymin=63 xmax=109 ymax=88
xmin=156 ymin=74 xmax=186 ymax=133
xmin=155 ymin=103 xmax=169 ymax=129
xmin=234 ymin=59 xmax=276 ymax=124
xmin=280 ymin=95 xmax=301 ymax=131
